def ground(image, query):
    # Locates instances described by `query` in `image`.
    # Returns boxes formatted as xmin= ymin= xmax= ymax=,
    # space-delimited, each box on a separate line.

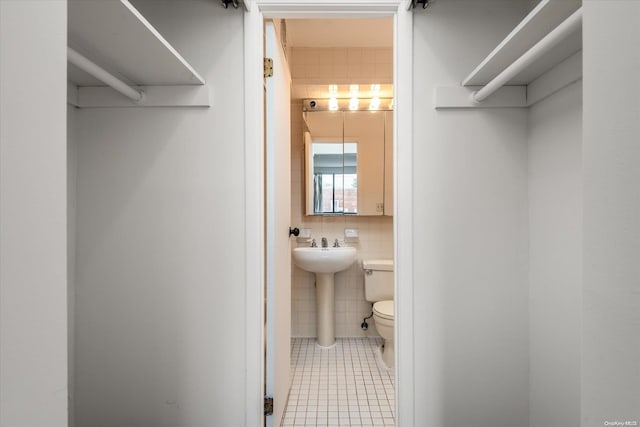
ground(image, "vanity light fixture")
xmin=328 ymin=85 xmax=339 ymax=110
xmin=369 ymin=84 xmax=381 ymax=110
xmin=308 ymin=83 xmax=392 ymax=112
xmin=349 ymin=85 xmax=360 ymax=111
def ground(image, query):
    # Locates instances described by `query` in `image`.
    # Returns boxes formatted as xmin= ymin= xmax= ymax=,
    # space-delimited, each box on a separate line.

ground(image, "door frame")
xmin=243 ymin=1 xmax=414 ymax=425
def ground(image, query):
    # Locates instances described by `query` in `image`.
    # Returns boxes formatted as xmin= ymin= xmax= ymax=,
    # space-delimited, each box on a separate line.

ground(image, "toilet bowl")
xmin=362 ymin=259 xmax=394 ymax=368
xmin=373 ymin=300 xmax=394 ymax=368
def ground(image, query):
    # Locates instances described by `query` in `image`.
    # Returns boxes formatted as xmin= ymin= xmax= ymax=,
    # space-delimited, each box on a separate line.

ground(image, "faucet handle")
xmin=333 ymin=238 xmax=340 ymax=247
xmin=310 ymin=238 xmax=317 ymax=247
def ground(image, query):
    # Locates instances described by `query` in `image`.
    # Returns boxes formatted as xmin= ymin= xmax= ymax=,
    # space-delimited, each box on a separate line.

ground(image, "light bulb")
xmin=329 ymin=97 xmax=339 ymax=111
xmin=349 ymin=97 xmax=359 ymax=111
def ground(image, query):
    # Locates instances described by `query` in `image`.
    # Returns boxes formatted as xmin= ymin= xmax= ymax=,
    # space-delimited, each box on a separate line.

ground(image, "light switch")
xmin=297 ymin=228 xmax=312 ymax=243
xmin=344 ymin=228 xmax=359 ymax=242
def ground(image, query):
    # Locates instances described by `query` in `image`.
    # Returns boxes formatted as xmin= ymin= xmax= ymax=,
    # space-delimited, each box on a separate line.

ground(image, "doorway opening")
xmin=283 ymin=16 xmax=396 ymax=427
xmin=243 ymin=2 xmax=414 ymax=427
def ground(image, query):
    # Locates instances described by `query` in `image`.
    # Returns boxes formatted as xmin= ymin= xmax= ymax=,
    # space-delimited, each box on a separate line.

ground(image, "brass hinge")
xmin=264 ymin=58 xmax=273 ymax=78
xmin=264 ymin=396 xmax=274 ymax=416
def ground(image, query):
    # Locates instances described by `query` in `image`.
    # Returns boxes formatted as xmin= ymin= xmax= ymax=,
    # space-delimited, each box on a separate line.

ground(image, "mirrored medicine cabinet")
xmin=304 ymin=108 xmax=393 ymax=216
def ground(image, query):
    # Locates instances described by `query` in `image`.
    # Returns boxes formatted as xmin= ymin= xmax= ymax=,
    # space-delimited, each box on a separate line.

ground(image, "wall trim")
xmin=72 ymin=85 xmax=210 ymax=108
xmin=244 ymin=4 xmax=265 ymax=427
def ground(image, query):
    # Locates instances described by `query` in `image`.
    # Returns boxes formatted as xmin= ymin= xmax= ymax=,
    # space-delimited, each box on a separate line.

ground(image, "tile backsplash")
xmin=289 ymin=47 xmax=392 ymax=84
xmin=290 ymin=101 xmax=393 ymax=338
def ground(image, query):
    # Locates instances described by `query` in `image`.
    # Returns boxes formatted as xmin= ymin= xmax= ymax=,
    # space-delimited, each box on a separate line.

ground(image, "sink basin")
xmin=292 ymin=246 xmax=357 ymax=347
xmin=292 ymin=246 xmax=357 ymax=274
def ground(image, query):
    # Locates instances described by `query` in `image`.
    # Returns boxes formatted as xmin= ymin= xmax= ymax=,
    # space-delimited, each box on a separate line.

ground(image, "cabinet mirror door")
xmin=304 ymin=110 xmax=389 ymax=216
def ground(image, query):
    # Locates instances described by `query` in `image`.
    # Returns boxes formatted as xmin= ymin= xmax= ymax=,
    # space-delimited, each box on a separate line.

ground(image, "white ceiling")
xmin=285 ymin=18 xmax=393 ymax=48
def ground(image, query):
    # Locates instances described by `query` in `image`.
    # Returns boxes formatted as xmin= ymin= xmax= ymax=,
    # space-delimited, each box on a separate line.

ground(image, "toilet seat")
xmin=373 ymin=300 xmax=394 ymax=320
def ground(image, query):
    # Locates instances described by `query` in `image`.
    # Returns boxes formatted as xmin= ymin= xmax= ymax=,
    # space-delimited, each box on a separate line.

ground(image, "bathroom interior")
xmin=283 ymin=16 xmax=397 ymax=427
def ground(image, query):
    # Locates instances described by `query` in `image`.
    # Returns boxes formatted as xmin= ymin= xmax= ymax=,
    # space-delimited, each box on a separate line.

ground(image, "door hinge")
xmin=264 ymin=58 xmax=273 ymax=78
xmin=264 ymin=396 xmax=274 ymax=416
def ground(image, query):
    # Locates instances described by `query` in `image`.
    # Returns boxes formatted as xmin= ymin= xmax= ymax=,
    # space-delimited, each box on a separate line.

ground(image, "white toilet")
xmin=362 ymin=259 xmax=394 ymax=368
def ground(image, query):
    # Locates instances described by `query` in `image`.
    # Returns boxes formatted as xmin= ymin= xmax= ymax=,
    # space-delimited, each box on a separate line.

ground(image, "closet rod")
xmin=67 ymin=47 xmax=144 ymax=102
xmin=472 ymin=7 xmax=582 ymax=103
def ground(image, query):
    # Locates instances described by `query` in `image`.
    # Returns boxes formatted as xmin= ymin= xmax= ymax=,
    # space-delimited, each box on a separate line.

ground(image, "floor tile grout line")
xmin=281 ymin=337 xmax=395 ymax=427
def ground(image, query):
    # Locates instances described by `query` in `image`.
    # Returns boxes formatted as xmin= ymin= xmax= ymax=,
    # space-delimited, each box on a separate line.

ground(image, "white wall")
xmin=0 ymin=1 xmax=68 ymax=425
xmin=412 ymin=1 xmax=531 ymax=425
xmin=72 ymin=1 xmax=247 ymax=425
xmin=289 ymin=47 xmax=393 ymax=85
xmin=582 ymin=1 xmax=640 ymax=425
xmin=528 ymin=81 xmax=582 ymax=427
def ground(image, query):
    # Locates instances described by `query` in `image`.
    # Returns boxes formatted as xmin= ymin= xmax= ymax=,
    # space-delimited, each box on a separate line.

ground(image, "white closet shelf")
xmin=68 ymin=0 xmax=209 ymax=108
xmin=462 ymin=0 xmax=582 ymax=87
xmin=435 ymin=0 xmax=582 ymax=109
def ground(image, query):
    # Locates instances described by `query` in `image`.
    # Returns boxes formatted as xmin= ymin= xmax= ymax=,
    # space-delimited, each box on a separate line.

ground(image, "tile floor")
xmin=281 ymin=338 xmax=395 ymax=427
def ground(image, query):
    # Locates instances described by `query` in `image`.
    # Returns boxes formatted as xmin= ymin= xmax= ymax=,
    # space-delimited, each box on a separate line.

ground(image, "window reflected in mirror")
xmin=311 ymin=142 xmax=357 ymax=214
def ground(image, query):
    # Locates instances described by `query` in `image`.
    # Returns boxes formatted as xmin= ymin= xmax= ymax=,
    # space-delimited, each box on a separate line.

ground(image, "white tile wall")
xmin=289 ymin=47 xmax=393 ymax=84
xmin=290 ymin=101 xmax=394 ymax=338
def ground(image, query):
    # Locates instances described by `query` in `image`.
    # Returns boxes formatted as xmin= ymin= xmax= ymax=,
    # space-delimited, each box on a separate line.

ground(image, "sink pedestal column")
xmin=315 ymin=273 xmax=335 ymax=347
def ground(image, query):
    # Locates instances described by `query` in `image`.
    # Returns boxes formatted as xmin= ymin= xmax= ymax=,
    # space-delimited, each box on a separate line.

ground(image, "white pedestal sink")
xmin=292 ymin=246 xmax=357 ymax=347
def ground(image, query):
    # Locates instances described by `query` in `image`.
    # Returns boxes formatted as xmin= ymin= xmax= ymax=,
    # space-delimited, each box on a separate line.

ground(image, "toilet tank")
xmin=362 ymin=259 xmax=394 ymax=302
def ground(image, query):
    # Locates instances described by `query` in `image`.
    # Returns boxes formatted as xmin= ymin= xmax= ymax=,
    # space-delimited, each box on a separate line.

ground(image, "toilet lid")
xmin=373 ymin=300 xmax=394 ymax=320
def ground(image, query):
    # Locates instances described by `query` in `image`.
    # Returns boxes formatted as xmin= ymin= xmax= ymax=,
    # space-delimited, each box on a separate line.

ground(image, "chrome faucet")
xmin=311 ymin=238 xmax=317 ymax=247
xmin=333 ymin=238 xmax=340 ymax=247
xmin=321 ymin=237 xmax=328 ymax=248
